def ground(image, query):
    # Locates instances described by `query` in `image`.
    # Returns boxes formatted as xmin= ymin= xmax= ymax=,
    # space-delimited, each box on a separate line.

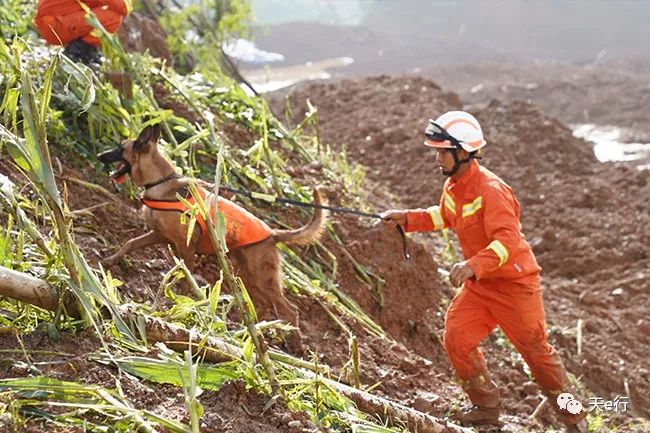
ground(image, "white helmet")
xmin=424 ymin=111 xmax=487 ymax=152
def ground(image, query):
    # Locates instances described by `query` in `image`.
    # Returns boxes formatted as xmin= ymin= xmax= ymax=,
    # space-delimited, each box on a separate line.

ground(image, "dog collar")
xmin=144 ymin=173 xmax=182 ymax=189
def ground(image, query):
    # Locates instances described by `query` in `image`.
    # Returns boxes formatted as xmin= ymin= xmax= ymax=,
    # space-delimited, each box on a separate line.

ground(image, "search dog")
xmin=98 ymin=124 xmax=327 ymax=351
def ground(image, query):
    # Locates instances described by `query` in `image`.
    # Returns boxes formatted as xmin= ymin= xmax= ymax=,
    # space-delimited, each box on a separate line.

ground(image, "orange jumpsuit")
xmin=404 ymin=160 xmax=581 ymax=423
xmin=142 ymin=187 xmax=272 ymax=254
xmin=34 ymin=0 xmax=131 ymax=47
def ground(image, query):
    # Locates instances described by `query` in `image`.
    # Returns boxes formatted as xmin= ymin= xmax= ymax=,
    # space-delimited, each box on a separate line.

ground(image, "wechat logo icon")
xmin=557 ymin=393 xmax=583 ymax=415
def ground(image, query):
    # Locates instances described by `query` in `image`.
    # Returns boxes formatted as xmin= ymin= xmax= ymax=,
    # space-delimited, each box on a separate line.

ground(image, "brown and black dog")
xmin=98 ymin=124 xmax=327 ymax=350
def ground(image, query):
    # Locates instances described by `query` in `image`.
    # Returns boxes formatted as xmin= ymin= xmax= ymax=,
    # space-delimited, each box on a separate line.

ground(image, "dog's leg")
xmin=275 ymin=294 xmax=304 ymax=354
xmin=231 ymin=243 xmax=304 ymax=353
xmin=178 ymin=248 xmax=209 ymax=286
xmin=259 ymin=253 xmax=304 ymax=353
xmin=103 ymin=231 xmax=166 ymax=266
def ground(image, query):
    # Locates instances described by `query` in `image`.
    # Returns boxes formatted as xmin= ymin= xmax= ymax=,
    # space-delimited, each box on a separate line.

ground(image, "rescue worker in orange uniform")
xmin=33 ymin=0 xmax=131 ymax=65
xmin=381 ymin=111 xmax=587 ymax=432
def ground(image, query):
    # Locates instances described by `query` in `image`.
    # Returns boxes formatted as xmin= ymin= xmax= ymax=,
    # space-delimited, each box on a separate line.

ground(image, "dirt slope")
xmin=1 ymin=73 xmax=648 ymax=432
xmin=0 ymin=131 xmax=465 ymax=430
xmin=273 ymin=75 xmax=650 ymax=426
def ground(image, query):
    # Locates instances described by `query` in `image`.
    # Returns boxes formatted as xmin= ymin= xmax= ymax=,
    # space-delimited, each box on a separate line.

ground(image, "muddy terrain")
xmin=2 ymin=56 xmax=649 ymax=433
xmin=250 ymin=14 xmax=650 ymax=141
xmin=273 ymin=74 xmax=650 ymax=429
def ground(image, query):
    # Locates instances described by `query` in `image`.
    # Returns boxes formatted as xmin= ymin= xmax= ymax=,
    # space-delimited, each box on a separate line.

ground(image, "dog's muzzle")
xmin=97 ymin=147 xmax=130 ymax=181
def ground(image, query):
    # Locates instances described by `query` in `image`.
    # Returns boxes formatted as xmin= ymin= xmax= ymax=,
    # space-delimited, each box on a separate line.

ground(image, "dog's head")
xmin=97 ymin=124 xmax=161 ymax=186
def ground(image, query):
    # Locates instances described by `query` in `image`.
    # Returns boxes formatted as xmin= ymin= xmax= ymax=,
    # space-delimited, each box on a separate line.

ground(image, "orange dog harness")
xmin=142 ymin=188 xmax=272 ymax=253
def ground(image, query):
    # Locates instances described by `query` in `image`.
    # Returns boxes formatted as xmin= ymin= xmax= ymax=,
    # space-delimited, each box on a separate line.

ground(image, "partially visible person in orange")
xmin=33 ymin=0 xmax=132 ymax=65
xmin=381 ymin=111 xmax=587 ymax=432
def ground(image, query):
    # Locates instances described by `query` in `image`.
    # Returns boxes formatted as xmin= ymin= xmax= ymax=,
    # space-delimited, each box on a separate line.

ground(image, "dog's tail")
xmin=273 ymin=188 xmax=328 ymax=245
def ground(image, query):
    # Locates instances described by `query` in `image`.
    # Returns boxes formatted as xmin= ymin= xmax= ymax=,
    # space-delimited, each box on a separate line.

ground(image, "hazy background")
xmin=248 ymin=0 xmax=650 ymax=72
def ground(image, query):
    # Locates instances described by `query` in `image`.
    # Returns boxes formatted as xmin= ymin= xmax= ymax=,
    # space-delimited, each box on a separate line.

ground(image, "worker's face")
xmin=434 ymin=145 xmax=472 ymax=177
xmin=434 ymin=144 xmax=455 ymax=175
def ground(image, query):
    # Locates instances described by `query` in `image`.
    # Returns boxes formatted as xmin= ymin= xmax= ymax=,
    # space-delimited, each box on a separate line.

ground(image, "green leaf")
xmin=1 ymin=126 xmax=32 ymax=172
xmin=186 ymin=214 xmax=197 ymax=247
xmin=113 ymin=357 xmax=239 ymax=390
xmin=19 ymin=59 xmax=60 ymax=203
xmin=58 ymin=55 xmax=96 ymax=113
xmin=242 ymin=336 xmax=254 ymax=364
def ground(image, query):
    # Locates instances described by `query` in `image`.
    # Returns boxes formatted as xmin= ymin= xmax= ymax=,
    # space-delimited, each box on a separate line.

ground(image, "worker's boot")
xmin=461 ymin=371 xmax=500 ymax=407
xmin=458 ymin=371 xmax=500 ymax=425
xmin=460 ymin=404 xmax=500 ymax=425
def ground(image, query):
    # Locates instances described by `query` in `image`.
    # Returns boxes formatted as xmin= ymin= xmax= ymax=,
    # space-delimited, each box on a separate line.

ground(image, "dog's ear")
xmin=134 ymin=124 xmax=161 ymax=151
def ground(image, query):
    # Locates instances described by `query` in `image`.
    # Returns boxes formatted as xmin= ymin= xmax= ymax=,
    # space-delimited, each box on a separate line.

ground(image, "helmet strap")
xmin=442 ymin=149 xmax=480 ymax=177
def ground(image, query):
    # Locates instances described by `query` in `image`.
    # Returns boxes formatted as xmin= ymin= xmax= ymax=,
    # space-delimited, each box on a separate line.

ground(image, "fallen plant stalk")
xmin=133 ymin=312 xmax=471 ymax=433
xmin=0 ymin=265 xmax=78 ymax=316
xmin=0 ymin=269 xmax=469 ymax=432
xmin=56 ymin=175 xmax=118 ymax=202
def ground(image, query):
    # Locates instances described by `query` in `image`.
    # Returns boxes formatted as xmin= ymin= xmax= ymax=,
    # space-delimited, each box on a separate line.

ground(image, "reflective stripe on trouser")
xmin=443 ymin=278 xmax=570 ymax=408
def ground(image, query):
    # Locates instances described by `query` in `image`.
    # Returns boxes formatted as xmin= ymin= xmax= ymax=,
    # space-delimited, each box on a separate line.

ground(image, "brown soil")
xmin=0 ymin=329 xmax=313 ymax=433
xmin=251 ymin=18 xmax=650 ymax=140
xmin=272 ymin=74 xmax=650 ymax=428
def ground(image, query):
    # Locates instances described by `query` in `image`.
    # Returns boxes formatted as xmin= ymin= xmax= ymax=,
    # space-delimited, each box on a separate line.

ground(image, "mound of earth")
xmin=273 ymin=74 xmax=650 ymax=425
xmin=250 ymin=17 xmax=650 ymax=141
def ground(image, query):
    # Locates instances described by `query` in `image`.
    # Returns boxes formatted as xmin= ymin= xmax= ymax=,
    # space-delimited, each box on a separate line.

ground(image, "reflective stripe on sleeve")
xmin=427 ymin=205 xmax=446 ymax=230
xmin=487 ymin=240 xmax=509 ymax=267
xmin=443 ymin=192 xmax=456 ymax=215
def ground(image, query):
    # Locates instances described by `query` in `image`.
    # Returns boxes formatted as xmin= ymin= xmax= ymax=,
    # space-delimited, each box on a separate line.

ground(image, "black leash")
xmin=218 ymin=185 xmax=380 ymax=218
xmin=218 ymin=184 xmax=411 ymax=260
xmin=395 ymin=224 xmax=411 ymax=260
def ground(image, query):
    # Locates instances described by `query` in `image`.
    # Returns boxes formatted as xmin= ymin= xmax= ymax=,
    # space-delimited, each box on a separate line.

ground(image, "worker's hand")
xmin=449 ymin=261 xmax=475 ymax=287
xmin=380 ymin=210 xmax=407 ymax=227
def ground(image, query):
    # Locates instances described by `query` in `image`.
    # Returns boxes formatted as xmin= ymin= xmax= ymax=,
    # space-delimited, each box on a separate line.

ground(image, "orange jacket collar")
xmin=450 ymin=159 xmax=480 ymax=187
xmin=447 ymin=160 xmax=481 ymax=199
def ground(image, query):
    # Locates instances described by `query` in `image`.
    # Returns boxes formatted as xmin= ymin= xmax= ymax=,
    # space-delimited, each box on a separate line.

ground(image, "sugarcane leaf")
xmin=112 ymin=357 xmax=239 ymax=390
